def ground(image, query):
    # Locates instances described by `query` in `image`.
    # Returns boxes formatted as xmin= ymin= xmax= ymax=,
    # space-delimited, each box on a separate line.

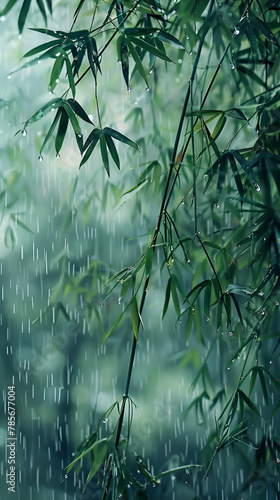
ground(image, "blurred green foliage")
xmin=1 ymin=1 xmax=280 ymax=499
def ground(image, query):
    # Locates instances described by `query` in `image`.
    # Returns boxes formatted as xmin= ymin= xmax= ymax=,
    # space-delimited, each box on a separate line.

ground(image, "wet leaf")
xmin=39 ymin=108 xmax=62 ymax=154
xmin=238 ymin=389 xmax=260 ymax=416
xmin=105 ymin=135 xmax=120 ymax=169
xmin=18 ymin=0 xmax=32 ymax=33
xmin=55 ymin=108 xmax=69 ymax=155
xmin=126 ymin=38 xmax=149 ymax=88
xmin=83 ymin=442 xmax=108 ymax=490
xmin=100 ymin=133 xmax=110 ymax=176
xmin=103 ymin=127 xmax=139 ymax=150
xmin=171 ymin=275 xmax=180 ymax=316
xmin=162 ymin=277 xmax=171 ymax=319
xmin=36 ymin=0 xmax=47 ymax=25
xmin=128 ymin=36 xmax=173 ymax=62
xmin=0 ymin=0 xmax=18 ymax=16
xmin=131 ymin=295 xmax=139 ymax=340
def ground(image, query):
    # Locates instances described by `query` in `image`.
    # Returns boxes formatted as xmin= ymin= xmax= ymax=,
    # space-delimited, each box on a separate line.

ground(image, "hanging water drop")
xmin=231 ymin=62 xmax=235 ymax=70
xmin=234 ymin=28 xmax=240 ymax=35
xmin=22 ymin=129 xmax=27 ymax=136
xmin=253 ymin=181 xmax=261 ymax=191
xmin=38 ymin=155 xmax=43 ymax=162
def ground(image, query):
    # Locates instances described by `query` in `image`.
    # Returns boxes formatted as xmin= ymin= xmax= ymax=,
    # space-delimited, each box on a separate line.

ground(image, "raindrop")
xmin=127 ymin=86 xmax=132 ymax=92
xmin=38 ymin=155 xmax=43 ymax=162
xmin=145 ymin=288 xmax=149 ymax=292
xmin=103 ymin=418 xmax=108 ymax=424
xmin=234 ymin=28 xmax=240 ymax=35
xmin=253 ymin=181 xmax=261 ymax=191
xmin=231 ymin=62 xmax=235 ymax=70
xmin=146 ymin=86 xmax=150 ymax=92
xmin=7 ymin=75 xmax=12 ymax=80
xmin=22 ymin=129 xmax=27 ymax=136
xmin=65 ymin=474 xmax=68 ymax=479
xmin=216 ymin=203 xmax=220 ymax=208
xmin=227 ymin=366 xmax=230 ymax=370
xmin=228 ymin=331 xmax=233 ymax=337
xmin=185 ymin=468 xmax=190 ymax=474
xmin=186 ymin=35 xmax=190 ymax=40
xmin=56 ymin=153 xmax=60 ymax=158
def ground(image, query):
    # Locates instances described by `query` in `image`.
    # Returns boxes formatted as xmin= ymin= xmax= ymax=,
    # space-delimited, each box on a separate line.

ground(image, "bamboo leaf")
xmin=103 ymin=127 xmax=139 ymax=150
xmin=39 ymin=108 xmax=62 ymax=154
xmin=18 ymin=0 xmax=32 ymax=33
xmin=128 ymin=36 xmax=173 ymax=62
xmin=171 ymin=275 xmax=180 ymax=316
xmin=100 ymin=133 xmax=110 ymax=176
xmin=105 ymin=135 xmax=120 ymax=169
xmin=67 ymin=99 xmax=93 ymax=125
xmin=162 ymin=277 xmax=171 ymax=319
xmin=126 ymin=38 xmax=149 ymax=88
xmin=258 ymin=368 xmax=268 ymax=404
xmin=36 ymin=0 xmax=47 ymax=24
xmin=157 ymin=31 xmax=185 ymax=50
xmin=145 ymin=246 xmax=154 ymax=277
xmin=249 ymin=367 xmax=258 ymax=396
xmin=83 ymin=442 xmax=108 ymax=490
xmin=238 ymin=389 xmax=260 ymax=416
xmin=55 ymin=108 xmax=69 ymax=155
xmin=0 ymin=0 xmax=18 ymax=16
xmin=131 ymin=295 xmax=139 ymax=340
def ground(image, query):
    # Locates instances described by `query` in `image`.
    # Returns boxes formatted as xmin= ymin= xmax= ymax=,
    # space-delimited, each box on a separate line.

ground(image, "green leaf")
xmin=105 ymin=135 xmax=120 ymax=169
xmin=25 ymin=98 xmax=62 ymax=127
xmin=100 ymin=133 xmax=110 ymax=176
xmin=171 ymin=275 xmax=180 ymax=316
xmin=80 ymin=129 xmax=102 ymax=167
xmin=238 ymin=389 xmax=260 ymax=416
xmin=23 ymin=40 xmax=60 ymax=58
xmin=62 ymin=101 xmax=81 ymax=135
xmin=40 ymin=108 xmax=62 ymax=154
xmin=18 ymin=0 xmax=32 ymax=33
xmin=83 ymin=442 xmax=108 ymax=490
xmin=258 ymin=368 xmax=268 ymax=404
xmin=128 ymin=36 xmax=173 ymax=62
xmin=65 ymin=54 xmax=76 ymax=98
xmin=126 ymin=38 xmax=149 ymax=88
xmin=249 ymin=367 xmax=258 ymax=396
xmin=4 ymin=224 xmax=16 ymax=250
xmin=204 ymin=280 xmax=211 ymax=319
xmin=157 ymin=31 xmax=185 ymax=50
xmin=162 ymin=277 xmax=171 ymax=319
xmin=131 ymin=295 xmax=139 ymax=340
xmin=103 ymin=127 xmax=139 ymax=150
xmin=36 ymin=0 xmax=47 ymax=25
xmin=251 ymin=17 xmax=280 ymax=48
xmin=49 ymin=54 xmax=64 ymax=93
xmin=67 ymin=99 xmax=93 ymax=125
xmin=145 ymin=247 xmax=154 ymax=276
xmin=118 ymin=35 xmax=130 ymax=90
xmin=55 ymin=108 xmax=69 ymax=155
xmin=0 ymin=0 xmax=18 ymax=16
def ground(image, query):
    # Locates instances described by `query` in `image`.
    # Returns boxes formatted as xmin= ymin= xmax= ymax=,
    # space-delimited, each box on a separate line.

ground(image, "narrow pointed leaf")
xmin=0 ymin=0 xmax=18 ymax=16
xmin=18 ymin=0 xmax=32 ymax=33
xmin=23 ymin=40 xmax=60 ymax=58
xmin=131 ymin=295 xmax=139 ymax=340
xmin=83 ymin=443 xmax=108 ymax=490
xmin=238 ymin=389 xmax=260 ymax=416
xmin=103 ymin=127 xmax=139 ymax=150
xmin=157 ymin=31 xmax=185 ymax=50
xmin=128 ymin=36 xmax=173 ymax=62
xmin=40 ymin=108 xmax=62 ymax=154
xmin=105 ymin=135 xmax=120 ymax=169
xmin=67 ymin=98 xmax=93 ymax=124
xmin=171 ymin=275 xmax=180 ymax=316
xmin=126 ymin=38 xmax=149 ymax=88
xmin=100 ymin=133 xmax=110 ymax=176
xmin=36 ymin=0 xmax=47 ymax=24
xmin=55 ymin=108 xmax=69 ymax=154
xmin=49 ymin=54 xmax=64 ymax=92
xmin=62 ymin=101 xmax=81 ymax=135
xmin=162 ymin=277 xmax=171 ymax=318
